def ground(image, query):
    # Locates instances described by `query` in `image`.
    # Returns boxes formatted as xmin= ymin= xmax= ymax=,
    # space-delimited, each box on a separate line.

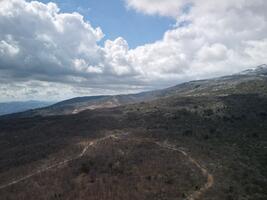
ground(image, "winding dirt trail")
xmin=155 ymin=142 xmax=214 ymax=200
xmin=0 ymin=134 xmax=115 ymax=190
xmin=0 ymin=133 xmax=214 ymax=200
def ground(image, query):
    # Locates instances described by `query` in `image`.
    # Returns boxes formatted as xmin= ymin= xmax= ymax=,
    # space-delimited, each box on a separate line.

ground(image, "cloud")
xmin=0 ymin=0 xmax=155 ymax=101
xmin=0 ymin=0 xmax=104 ymax=82
xmin=0 ymin=39 xmax=20 ymax=56
xmin=123 ymin=0 xmax=267 ymax=80
xmin=1 ymin=0 xmax=267 ymax=101
xmin=104 ymin=37 xmax=134 ymax=76
xmin=125 ymin=0 xmax=188 ymax=18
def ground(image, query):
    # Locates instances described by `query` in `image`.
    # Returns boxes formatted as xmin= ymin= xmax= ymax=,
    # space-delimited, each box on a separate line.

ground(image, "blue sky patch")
xmin=39 ymin=0 xmax=175 ymax=48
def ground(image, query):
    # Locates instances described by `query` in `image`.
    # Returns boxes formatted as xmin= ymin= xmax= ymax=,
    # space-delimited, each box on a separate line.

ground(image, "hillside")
xmin=4 ymin=64 xmax=267 ymax=118
xmin=0 ymin=65 xmax=267 ymax=199
xmin=0 ymin=101 xmax=53 ymax=116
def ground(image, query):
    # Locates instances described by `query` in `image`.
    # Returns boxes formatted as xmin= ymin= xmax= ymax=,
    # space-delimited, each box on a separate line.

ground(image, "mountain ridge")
xmin=0 ymin=100 xmax=54 ymax=116
xmin=2 ymin=64 xmax=267 ymax=118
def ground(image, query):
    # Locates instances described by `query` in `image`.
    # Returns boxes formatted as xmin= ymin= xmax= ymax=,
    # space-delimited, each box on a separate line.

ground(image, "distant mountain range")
xmin=2 ymin=64 xmax=267 ymax=118
xmin=0 ymin=101 xmax=54 ymax=116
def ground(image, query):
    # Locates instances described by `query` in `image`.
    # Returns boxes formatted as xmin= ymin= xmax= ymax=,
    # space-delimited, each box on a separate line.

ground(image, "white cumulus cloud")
xmin=123 ymin=0 xmax=267 ymax=80
xmin=1 ymin=0 xmax=267 ymax=101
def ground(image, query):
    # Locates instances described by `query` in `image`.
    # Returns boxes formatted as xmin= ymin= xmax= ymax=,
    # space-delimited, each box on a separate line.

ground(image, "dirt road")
xmin=0 ymin=134 xmax=116 ymax=190
xmin=0 ymin=133 xmax=214 ymax=200
xmin=156 ymin=141 xmax=214 ymax=200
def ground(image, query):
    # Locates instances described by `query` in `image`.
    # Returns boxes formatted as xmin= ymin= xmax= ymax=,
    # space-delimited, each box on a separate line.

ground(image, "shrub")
xmin=183 ymin=130 xmax=193 ymax=136
xmin=204 ymin=109 xmax=213 ymax=116
xmin=80 ymin=163 xmax=90 ymax=174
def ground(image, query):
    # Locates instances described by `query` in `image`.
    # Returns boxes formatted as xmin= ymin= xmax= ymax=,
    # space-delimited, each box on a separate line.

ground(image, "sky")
xmin=39 ymin=0 xmax=175 ymax=48
xmin=0 ymin=0 xmax=267 ymax=102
